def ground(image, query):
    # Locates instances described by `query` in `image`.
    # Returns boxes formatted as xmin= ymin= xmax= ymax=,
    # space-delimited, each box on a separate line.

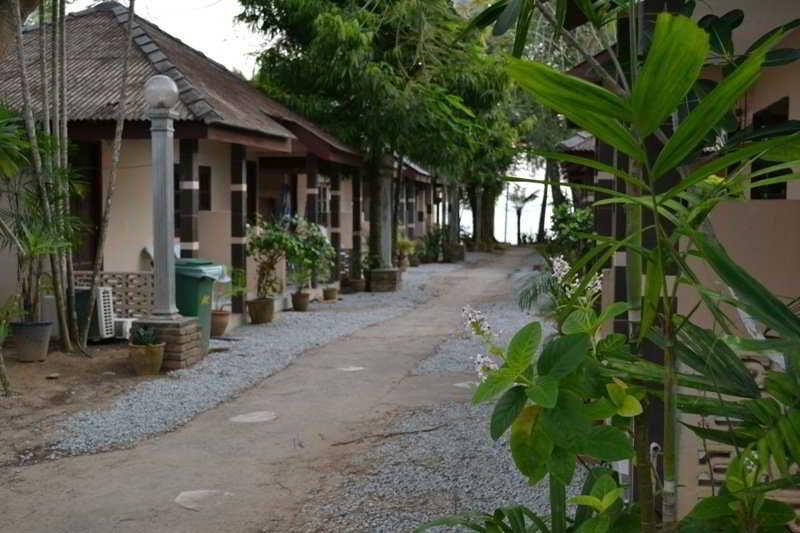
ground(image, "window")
xmin=199 ymin=166 xmax=212 ymax=211
xmin=751 ymin=97 xmax=790 ymax=200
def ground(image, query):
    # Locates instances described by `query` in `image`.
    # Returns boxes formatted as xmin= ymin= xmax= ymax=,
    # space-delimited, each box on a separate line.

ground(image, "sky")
xmin=68 ymin=0 xmax=264 ymax=76
xmin=68 ymin=0 xmax=551 ymax=244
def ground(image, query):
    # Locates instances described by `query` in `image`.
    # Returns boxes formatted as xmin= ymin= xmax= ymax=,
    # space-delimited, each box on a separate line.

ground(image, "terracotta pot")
xmin=247 ymin=298 xmax=275 ymax=325
xmin=323 ymin=287 xmax=339 ymax=301
xmin=211 ymin=310 xmax=231 ymax=337
xmin=129 ymin=343 xmax=165 ymax=376
xmin=11 ymin=322 xmax=52 ymax=363
xmin=347 ymin=278 xmax=366 ymax=293
xmin=292 ymin=292 xmax=310 ymax=312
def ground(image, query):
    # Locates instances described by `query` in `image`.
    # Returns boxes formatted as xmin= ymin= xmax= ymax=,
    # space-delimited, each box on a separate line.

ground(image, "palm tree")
xmin=508 ymin=184 xmax=538 ymax=245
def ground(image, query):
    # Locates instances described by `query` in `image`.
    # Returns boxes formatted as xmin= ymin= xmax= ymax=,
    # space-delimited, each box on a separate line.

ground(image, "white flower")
xmin=551 ymin=256 xmax=570 ymax=282
xmin=462 ymin=305 xmax=492 ymax=336
xmin=474 ymin=353 xmax=499 ymax=382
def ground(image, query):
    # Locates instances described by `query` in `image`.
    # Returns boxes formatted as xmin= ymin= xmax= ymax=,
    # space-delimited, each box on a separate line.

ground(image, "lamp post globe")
xmin=144 ymin=75 xmax=179 ymax=110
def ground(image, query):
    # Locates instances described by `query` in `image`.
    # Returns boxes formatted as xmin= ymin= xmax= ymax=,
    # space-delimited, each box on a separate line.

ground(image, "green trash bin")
xmin=175 ymin=258 xmax=225 ymax=351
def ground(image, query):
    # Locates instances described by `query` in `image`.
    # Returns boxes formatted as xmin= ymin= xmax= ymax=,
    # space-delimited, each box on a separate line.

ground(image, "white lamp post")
xmin=144 ymin=75 xmax=180 ymax=317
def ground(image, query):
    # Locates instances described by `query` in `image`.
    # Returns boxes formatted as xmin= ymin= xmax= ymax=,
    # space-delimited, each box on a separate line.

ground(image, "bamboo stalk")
xmin=81 ymin=0 xmax=137 ymax=348
xmin=12 ymin=0 xmax=72 ymax=351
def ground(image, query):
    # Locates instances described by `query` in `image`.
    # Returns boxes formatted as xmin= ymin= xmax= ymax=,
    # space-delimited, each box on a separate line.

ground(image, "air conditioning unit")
xmin=114 ymin=318 xmax=137 ymax=340
xmin=75 ymin=287 xmax=116 ymax=342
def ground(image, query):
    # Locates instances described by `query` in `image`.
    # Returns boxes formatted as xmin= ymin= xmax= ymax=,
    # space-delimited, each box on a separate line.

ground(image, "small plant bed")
xmin=0 ymin=342 xmax=160 ymax=466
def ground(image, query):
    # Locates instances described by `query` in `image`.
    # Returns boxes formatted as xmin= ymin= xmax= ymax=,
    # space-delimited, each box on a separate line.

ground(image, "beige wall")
xmin=676 ymin=200 xmax=800 ymax=516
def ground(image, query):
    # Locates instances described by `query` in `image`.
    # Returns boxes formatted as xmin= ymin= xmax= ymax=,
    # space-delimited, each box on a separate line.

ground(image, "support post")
xmin=148 ymin=97 xmax=179 ymax=317
xmin=230 ymin=144 xmax=247 ymax=314
xmin=179 ymin=139 xmax=199 ymax=259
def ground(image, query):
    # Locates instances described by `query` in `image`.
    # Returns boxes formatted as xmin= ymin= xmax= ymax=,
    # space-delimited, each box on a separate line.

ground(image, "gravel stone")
xmin=300 ymin=402 xmax=585 ymax=532
xmin=55 ymin=262 xmax=462 ymax=455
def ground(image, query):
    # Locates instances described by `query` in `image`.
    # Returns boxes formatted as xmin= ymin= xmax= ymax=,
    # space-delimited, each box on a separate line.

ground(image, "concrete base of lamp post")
xmin=367 ymin=268 xmax=402 ymax=293
xmin=135 ymin=316 xmax=205 ymax=370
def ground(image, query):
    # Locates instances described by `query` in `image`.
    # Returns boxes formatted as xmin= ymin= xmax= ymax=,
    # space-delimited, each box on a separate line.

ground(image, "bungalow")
xmin=0 ymin=2 xmax=440 ymax=335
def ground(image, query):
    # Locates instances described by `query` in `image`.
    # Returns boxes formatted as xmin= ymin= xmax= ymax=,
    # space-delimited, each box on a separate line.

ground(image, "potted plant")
xmin=345 ymin=252 xmax=369 ymax=293
xmin=409 ymin=239 xmax=424 ymax=267
xmin=246 ymin=216 xmax=295 ymax=324
xmin=286 ymin=217 xmax=335 ymax=312
xmin=211 ymin=268 xmax=247 ymax=337
xmin=396 ymin=234 xmax=416 ymax=272
xmin=8 ymin=221 xmax=66 ymax=362
xmin=128 ymin=326 xmax=165 ymax=376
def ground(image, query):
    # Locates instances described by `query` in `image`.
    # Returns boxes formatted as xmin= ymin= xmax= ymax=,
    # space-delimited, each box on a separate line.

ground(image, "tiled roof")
xmin=0 ymin=0 xmax=360 ymax=154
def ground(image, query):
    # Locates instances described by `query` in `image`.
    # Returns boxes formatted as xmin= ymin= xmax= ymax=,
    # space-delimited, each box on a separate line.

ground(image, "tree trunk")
xmin=547 ymin=159 xmax=566 ymax=207
xmin=536 ymin=172 xmax=549 ymax=242
xmin=516 ymin=208 xmax=522 ymax=245
xmin=367 ymin=153 xmax=392 ymax=269
xmin=0 ymin=0 xmax=38 ymax=59
xmin=351 ymin=170 xmax=362 ymax=278
xmin=81 ymin=0 xmax=137 ymax=348
xmin=391 ymin=154 xmax=403 ymax=265
xmin=0 ymin=346 xmax=10 ymax=396
xmin=480 ymin=186 xmax=496 ymax=248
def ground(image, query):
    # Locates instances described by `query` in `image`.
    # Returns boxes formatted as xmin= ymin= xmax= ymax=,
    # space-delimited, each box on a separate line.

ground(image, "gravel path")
xmin=301 ymin=402 xmax=585 ymax=532
xmin=299 ymin=261 xmax=581 ymax=532
xmin=415 ymin=266 xmax=555 ymax=376
xmin=55 ymin=262 xmax=462 ymax=455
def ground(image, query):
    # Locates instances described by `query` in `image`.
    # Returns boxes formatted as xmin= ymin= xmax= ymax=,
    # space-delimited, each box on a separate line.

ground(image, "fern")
xmin=516 ymin=269 xmax=555 ymax=313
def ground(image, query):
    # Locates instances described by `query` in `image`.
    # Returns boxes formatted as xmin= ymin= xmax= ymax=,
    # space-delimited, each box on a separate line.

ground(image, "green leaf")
xmin=694 ymin=232 xmax=800 ymax=344
xmin=512 ymin=0 xmax=534 ymax=59
xmin=510 ymin=406 xmax=553 ymax=481
xmin=507 ymin=322 xmax=543 ymax=374
xmin=541 ymin=391 xmax=592 ymax=444
xmin=584 ymin=398 xmax=618 ymax=420
xmin=606 ymin=383 xmax=627 ymax=407
xmin=537 ymin=333 xmax=590 ymax=379
xmin=596 ymin=334 xmax=632 ymax=361
xmin=674 ymin=319 xmax=761 ymax=399
xmin=506 ymin=59 xmax=631 ymax=121
xmin=570 ymin=495 xmax=605 ymax=513
xmin=757 ymin=499 xmax=797 ymax=526
xmin=640 ymin=256 xmax=663 ymax=343
xmin=494 ymin=0 xmax=522 ymax=36
xmin=617 ymin=395 xmax=643 ymax=417
xmin=490 ymin=386 xmax=527 ymax=440
xmin=562 ymin=309 xmax=596 ymax=335
xmin=507 ymin=59 xmax=644 ymax=162
xmin=631 ymin=13 xmax=710 ymax=136
xmin=463 ymin=0 xmax=510 ymax=33
xmin=526 ymin=375 xmax=559 ymax=408
xmin=576 ymin=425 xmax=634 ymax=462
xmin=687 ymin=495 xmax=737 ymax=520
xmin=575 ymin=514 xmax=610 ymax=533
xmin=652 ymin=30 xmax=786 ymax=178
xmin=596 ymin=302 xmax=630 ymax=328
xmin=473 ymin=367 xmax=518 ymax=404
xmin=600 ymin=488 xmax=624 ymax=511
xmin=548 ymin=447 xmax=577 ymax=486
xmin=589 ymin=472 xmax=618 ymax=500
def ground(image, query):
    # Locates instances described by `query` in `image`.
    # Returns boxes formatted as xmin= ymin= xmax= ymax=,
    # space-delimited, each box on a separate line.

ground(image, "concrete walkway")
xmin=0 ymin=249 xmax=531 ymax=533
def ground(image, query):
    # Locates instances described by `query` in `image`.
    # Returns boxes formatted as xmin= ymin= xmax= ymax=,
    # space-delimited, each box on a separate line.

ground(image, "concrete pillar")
xmin=230 ymin=144 xmax=247 ymax=313
xmin=148 ymin=97 xmax=179 ymax=317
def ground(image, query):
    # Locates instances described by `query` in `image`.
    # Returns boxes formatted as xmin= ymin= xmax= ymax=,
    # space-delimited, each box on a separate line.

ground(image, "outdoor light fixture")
xmin=144 ymin=74 xmax=179 ymax=110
